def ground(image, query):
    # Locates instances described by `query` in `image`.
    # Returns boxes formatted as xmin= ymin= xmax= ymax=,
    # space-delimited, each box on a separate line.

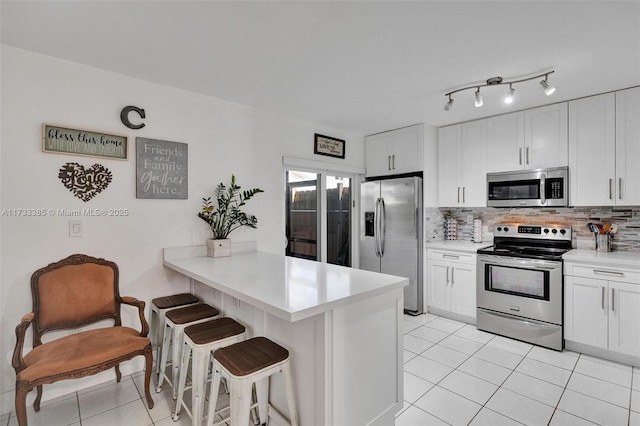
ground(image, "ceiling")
xmin=2 ymin=1 xmax=639 ymax=135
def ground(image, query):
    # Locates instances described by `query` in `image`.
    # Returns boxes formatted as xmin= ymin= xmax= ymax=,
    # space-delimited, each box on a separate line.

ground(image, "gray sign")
xmin=136 ymin=137 xmax=188 ymax=199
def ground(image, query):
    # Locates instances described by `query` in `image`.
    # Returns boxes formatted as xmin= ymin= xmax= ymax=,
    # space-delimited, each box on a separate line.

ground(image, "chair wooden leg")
xmin=144 ymin=345 xmax=155 ymax=409
xmin=34 ymin=385 xmax=43 ymax=412
xmin=15 ymin=382 xmax=30 ymax=426
xmin=115 ymin=364 xmax=122 ymax=382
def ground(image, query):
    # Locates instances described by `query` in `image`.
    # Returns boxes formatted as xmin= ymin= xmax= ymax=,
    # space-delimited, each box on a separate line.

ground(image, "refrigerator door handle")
xmin=379 ymin=197 xmax=386 ymax=256
xmin=374 ymin=198 xmax=381 ymax=257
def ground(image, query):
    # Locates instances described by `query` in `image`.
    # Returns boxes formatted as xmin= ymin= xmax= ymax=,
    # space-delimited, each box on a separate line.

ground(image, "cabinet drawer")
xmin=427 ymin=250 xmax=476 ymax=264
xmin=565 ymin=263 xmax=640 ymax=284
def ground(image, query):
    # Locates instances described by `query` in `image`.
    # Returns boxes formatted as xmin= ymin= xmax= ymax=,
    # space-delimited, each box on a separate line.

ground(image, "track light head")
xmin=504 ymin=84 xmax=515 ymax=104
xmin=444 ymin=95 xmax=454 ymax=111
xmin=540 ymin=76 xmax=556 ymax=96
xmin=474 ymin=88 xmax=483 ymax=108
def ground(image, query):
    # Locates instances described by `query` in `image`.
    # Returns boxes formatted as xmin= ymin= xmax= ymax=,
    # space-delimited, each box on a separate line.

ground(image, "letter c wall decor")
xmin=120 ymin=105 xmax=146 ymax=129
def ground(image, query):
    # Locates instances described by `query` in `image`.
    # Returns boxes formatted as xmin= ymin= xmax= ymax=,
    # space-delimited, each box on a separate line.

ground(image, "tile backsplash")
xmin=425 ymin=207 xmax=640 ymax=252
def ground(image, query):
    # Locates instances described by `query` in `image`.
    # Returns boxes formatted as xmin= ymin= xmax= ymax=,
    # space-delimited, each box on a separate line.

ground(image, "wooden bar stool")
xmin=173 ymin=317 xmax=246 ymax=426
xmin=156 ymin=303 xmax=220 ymax=398
xmin=150 ymin=293 xmax=200 ymax=378
xmin=206 ymin=337 xmax=298 ymax=426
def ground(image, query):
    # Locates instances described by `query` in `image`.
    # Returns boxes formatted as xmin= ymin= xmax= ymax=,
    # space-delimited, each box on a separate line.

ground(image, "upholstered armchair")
xmin=12 ymin=254 xmax=154 ymax=426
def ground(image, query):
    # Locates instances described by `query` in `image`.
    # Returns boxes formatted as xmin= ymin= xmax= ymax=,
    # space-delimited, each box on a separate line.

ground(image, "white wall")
xmin=0 ymin=45 xmax=364 ymax=415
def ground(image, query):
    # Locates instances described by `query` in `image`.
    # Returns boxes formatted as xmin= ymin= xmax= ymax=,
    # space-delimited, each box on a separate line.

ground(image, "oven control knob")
xmin=560 ymin=229 xmax=566 ymax=235
xmin=497 ymin=227 xmax=502 ymax=232
xmin=503 ymin=227 xmax=509 ymax=232
xmin=552 ymin=229 xmax=558 ymax=234
xmin=543 ymin=228 xmax=550 ymax=234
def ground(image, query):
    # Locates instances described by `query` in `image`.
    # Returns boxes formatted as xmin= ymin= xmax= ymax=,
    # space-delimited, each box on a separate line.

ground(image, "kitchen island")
xmin=163 ymin=246 xmax=408 ymax=425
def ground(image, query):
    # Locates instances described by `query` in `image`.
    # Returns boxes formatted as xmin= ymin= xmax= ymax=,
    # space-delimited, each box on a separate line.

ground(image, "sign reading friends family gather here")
xmin=43 ymin=124 xmax=128 ymax=160
xmin=135 ymin=137 xmax=188 ymax=199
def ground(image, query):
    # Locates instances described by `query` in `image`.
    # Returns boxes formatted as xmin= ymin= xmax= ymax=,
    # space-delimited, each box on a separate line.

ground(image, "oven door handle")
xmin=479 ymin=309 xmax=559 ymax=329
xmin=539 ymin=173 xmax=546 ymax=205
xmin=479 ymin=256 xmax=562 ymax=270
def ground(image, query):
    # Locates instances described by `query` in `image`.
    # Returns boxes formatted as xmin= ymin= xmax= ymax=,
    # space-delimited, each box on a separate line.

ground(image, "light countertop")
xmin=563 ymin=249 xmax=640 ymax=269
xmin=425 ymin=240 xmax=492 ymax=253
xmin=163 ymin=247 xmax=408 ymax=322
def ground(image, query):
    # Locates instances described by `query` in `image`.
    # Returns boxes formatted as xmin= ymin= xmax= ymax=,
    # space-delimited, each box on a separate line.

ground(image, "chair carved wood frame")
xmin=12 ymin=254 xmax=154 ymax=426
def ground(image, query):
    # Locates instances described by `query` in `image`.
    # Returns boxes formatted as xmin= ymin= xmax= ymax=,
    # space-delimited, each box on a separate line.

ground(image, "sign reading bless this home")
xmin=43 ymin=124 xmax=128 ymax=160
xmin=136 ymin=137 xmax=188 ymax=199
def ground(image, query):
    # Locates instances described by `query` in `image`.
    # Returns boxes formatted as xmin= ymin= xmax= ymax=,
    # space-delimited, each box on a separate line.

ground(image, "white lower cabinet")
xmin=564 ymin=260 xmax=640 ymax=357
xmin=427 ymin=249 xmax=476 ymax=320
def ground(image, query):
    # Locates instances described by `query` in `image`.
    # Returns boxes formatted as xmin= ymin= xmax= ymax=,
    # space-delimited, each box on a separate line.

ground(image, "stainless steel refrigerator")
xmin=360 ymin=176 xmax=423 ymax=315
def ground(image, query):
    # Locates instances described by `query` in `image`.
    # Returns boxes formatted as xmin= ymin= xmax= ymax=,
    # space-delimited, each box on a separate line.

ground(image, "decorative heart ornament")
xmin=58 ymin=162 xmax=113 ymax=202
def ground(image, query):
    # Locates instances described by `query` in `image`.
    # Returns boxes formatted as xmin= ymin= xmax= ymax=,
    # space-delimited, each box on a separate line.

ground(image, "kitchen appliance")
xmin=476 ymin=223 xmax=572 ymax=350
xmin=487 ymin=166 xmax=569 ymax=207
xmin=360 ymin=176 xmax=423 ymax=315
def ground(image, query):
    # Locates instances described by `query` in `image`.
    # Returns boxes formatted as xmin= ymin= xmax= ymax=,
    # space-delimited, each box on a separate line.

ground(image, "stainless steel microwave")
xmin=487 ymin=167 xmax=569 ymax=207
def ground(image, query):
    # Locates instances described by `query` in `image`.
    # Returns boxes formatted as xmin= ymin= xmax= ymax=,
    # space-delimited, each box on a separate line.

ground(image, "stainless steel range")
xmin=476 ymin=223 xmax=572 ymax=351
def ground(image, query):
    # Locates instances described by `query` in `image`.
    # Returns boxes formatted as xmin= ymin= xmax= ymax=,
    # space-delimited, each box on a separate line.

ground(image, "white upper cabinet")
xmin=487 ymin=112 xmax=524 ymax=172
xmin=569 ymin=93 xmax=617 ymax=206
xmin=487 ymin=103 xmax=568 ymax=173
xmin=615 ymin=86 xmax=640 ymax=206
xmin=570 ymin=87 xmax=640 ymax=206
xmin=438 ymin=121 xmax=487 ymax=207
xmin=365 ymin=124 xmax=424 ymax=177
xmin=525 ymin=103 xmax=569 ymax=169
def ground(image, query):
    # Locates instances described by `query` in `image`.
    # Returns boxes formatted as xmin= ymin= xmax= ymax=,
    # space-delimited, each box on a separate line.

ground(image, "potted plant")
xmin=198 ymin=175 xmax=264 ymax=257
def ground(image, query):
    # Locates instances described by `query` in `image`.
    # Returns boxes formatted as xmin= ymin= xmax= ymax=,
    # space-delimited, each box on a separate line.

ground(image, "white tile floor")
xmin=398 ymin=313 xmax=640 ymax=426
xmin=4 ymin=313 xmax=639 ymax=425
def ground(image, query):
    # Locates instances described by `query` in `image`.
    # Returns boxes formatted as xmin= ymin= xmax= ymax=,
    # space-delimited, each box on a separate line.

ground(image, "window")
xmin=285 ymin=168 xmax=356 ymax=266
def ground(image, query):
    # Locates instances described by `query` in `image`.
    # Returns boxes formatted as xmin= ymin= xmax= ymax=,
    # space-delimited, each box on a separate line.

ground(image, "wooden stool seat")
xmin=152 ymin=293 xmax=199 ymax=310
xmin=185 ymin=317 xmax=245 ymax=345
xmin=214 ymin=336 xmax=289 ymax=376
xmin=173 ymin=317 xmax=246 ymax=425
xmin=166 ymin=304 xmax=220 ymax=324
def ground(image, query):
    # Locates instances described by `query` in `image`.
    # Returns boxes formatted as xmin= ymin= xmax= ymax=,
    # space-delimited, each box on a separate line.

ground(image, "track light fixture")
xmin=540 ymin=76 xmax=556 ymax=96
xmin=504 ymin=84 xmax=515 ymax=104
xmin=474 ymin=88 xmax=483 ymax=107
xmin=444 ymin=71 xmax=555 ymax=111
xmin=444 ymin=94 xmax=454 ymax=111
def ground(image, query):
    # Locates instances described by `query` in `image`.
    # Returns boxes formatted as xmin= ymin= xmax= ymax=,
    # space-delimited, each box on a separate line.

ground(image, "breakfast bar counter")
xmin=163 ymin=245 xmax=408 ymax=425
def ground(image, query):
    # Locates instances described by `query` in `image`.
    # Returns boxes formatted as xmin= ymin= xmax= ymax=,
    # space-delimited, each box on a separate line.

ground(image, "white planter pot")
xmin=206 ymin=238 xmax=231 ymax=257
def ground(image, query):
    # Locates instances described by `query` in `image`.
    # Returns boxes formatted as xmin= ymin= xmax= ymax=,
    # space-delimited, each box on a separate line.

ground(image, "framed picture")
xmin=314 ymin=134 xmax=345 ymax=159
xmin=42 ymin=124 xmax=128 ymax=160
xmin=136 ymin=137 xmax=188 ymax=199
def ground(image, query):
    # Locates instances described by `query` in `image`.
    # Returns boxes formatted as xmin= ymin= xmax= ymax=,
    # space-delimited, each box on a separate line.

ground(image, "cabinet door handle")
xmin=457 ymin=187 xmax=460 ymax=203
xmin=619 ymin=178 xmax=623 ymax=200
xmin=519 ymin=148 xmax=523 ymax=165
xmin=594 ymin=269 xmax=624 ymax=277
xmin=611 ymin=288 xmax=615 ymax=312
xmin=392 ymin=155 xmax=396 ymax=170
xmin=526 ymin=147 xmax=530 ymax=165
xmin=609 ymin=179 xmax=613 ymax=200
xmin=451 ymin=267 xmax=455 ymax=285
xmin=388 ymin=156 xmax=391 ymax=171
xmin=602 ymin=286 xmax=605 ymax=310
xmin=443 ymin=254 xmax=460 ymax=260
xmin=463 ymin=187 xmax=466 ymax=203
xmin=446 ymin=266 xmax=450 ymax=284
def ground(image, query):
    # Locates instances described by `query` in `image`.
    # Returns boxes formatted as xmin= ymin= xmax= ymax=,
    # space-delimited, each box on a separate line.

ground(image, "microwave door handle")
xmin=539 ymin=173 xmax=546 ymax=205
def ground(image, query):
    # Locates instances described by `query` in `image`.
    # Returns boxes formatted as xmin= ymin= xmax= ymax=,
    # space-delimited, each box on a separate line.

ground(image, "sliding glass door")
xmin=285 ymin=169 xmax=354 ymax=266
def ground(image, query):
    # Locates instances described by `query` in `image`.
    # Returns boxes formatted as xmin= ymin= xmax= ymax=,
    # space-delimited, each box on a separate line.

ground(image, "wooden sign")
xmin=43 ymin=124 xmax=127 ymax=160
xmin=314 ymin=134 xmax=345 ymax=159
xmin=136 ymin=137 xmax=188 ymax=199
